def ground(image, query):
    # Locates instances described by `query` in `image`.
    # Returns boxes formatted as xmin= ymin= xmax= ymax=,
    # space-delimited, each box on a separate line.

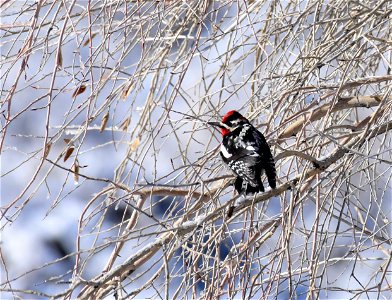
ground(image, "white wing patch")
xmin=220 ymin=144 xmax=232 ymax=158
xmin=228 ymin=160 xmax=257 ymax=186
xmin=246 ymin=145 xmax=255 ymax=151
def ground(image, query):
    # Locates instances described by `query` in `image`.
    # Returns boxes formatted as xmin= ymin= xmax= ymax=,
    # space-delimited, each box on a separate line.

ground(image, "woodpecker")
xmin=208 ymin=110 xmax=276 ymax=195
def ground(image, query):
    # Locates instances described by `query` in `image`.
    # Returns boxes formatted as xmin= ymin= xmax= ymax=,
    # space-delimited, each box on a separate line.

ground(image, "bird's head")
xmin=207 ymin=110 xmax=249 ymax=136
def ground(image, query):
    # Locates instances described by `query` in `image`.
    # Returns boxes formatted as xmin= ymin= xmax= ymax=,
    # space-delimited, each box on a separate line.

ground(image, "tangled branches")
xmin=1 ymin=1 xmax=391 ymax=299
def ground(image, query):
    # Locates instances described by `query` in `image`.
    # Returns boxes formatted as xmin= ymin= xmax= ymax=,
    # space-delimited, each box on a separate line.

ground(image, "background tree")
xmin=1 ymin=1 xmax=391 ymax=299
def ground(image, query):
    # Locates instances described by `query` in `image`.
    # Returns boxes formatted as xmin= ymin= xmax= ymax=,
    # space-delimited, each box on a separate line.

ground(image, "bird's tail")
xmin=265 ymin=157 xmax=277 ymax=189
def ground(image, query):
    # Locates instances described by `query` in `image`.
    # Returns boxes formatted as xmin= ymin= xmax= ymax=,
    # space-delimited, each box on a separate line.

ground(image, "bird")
xmin=208 ymin=110 xmax=276 ymax=195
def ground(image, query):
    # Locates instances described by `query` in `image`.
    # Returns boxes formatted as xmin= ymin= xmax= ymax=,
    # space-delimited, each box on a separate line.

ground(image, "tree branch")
xmin=77 ymin=117 xmax=392 ymax=299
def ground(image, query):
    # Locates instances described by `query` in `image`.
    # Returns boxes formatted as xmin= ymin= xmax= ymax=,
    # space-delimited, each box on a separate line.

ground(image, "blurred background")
xmin=1 ymin=1 xmax=392 ymax=299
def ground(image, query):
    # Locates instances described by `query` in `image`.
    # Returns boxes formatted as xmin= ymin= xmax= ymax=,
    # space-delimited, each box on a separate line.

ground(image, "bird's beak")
xmin=207 ymin=121 xmax=233 ymax=132
xmin=206 ymin=121 xmax=224 ymax=128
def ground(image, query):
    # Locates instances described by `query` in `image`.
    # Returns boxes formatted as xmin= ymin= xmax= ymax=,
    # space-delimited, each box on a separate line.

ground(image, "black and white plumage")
xmin=209 ymin=110 xmax=276 ymax=195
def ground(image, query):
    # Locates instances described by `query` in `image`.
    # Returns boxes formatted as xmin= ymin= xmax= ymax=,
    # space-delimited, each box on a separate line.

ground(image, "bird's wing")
xmin=222 ymin=143 xmax=260 ymax=186
xmin=251 ymin=129 xmax=277 ymax=188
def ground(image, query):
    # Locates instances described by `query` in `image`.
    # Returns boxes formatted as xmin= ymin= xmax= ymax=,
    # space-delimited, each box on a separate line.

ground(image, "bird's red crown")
xmin=220 ymin=110 xmax=245 ymax=136
xmin=222 ymin=110 xmax=241 ymax=123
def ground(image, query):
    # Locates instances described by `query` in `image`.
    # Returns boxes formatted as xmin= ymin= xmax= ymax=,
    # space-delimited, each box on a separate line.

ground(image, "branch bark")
xmin=279 ymin=95 xmax=388 ymax=139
